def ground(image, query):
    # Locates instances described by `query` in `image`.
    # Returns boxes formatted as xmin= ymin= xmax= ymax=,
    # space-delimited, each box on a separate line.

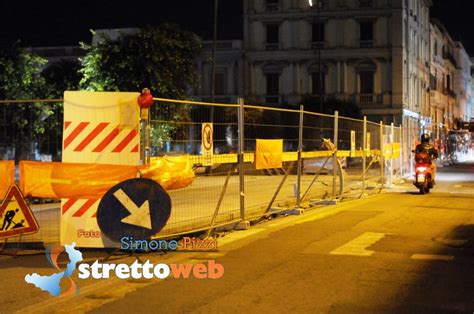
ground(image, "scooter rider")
xmin=415 ymin=133 xmax=439 ymax=182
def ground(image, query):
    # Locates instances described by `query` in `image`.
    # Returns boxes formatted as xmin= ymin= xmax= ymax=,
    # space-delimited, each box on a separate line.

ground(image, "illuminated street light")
xmin=308 ymin=0 xmax=323 ymax=115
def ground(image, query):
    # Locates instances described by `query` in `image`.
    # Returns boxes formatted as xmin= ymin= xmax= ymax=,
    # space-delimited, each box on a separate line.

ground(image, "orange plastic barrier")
xmin=141 ymin=156 xmax=195 ymax=190
xmin=0 ymin=161 xmax=15 ymax=198
xmin=19 ymin=156 xmax=194 ymax=199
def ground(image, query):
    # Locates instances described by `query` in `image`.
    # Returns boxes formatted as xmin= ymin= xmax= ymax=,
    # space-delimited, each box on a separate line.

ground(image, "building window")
xmin=311 ymin=73 xmax=325 ymax=95
xmin=430 ymin=73 xmax=437 ymax=90
xmin=266 ymin=24 xmax=279 ymax=50
xmin=214 ymin=72 xmax=226 ymax=95
xmin=359 ymin=71 xmax=374 ymax=94
xmin=434 ymin=40 xmax=438 ymax=56
xmin=312 ymin=22 xmax=325 ymax=48
xmin=360 ymin=21 xmax=374 ymax=48
xmin=266 ymin=0 xmax=279 ymax=11
xmin=266 ymin=73 xmax=280 ymax=104
xmin=359 ymin=0 xmax=373 ymax=7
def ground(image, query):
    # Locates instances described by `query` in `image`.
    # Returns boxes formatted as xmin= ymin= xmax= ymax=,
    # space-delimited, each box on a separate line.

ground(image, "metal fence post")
xmin=332 ymin=111 xmax=339 ymax=197
xmin=380 ymin=121 xmax=384 ymax=189
xmin=399 ymin=125 xmax=403 ymax=178
xmin=362 ymin=116 xmax=367 ymax=192
xmin=296 ymin=105 xmax=304 ymax=206
xmin=237 ymin=98 xmax=245 ymax=221
xmin=389 ymin=122 xmax=394 ymax=187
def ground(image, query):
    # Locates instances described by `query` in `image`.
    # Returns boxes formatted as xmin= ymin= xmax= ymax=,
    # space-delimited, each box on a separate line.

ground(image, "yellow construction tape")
xmin=184 ymin=149 xmax=383 ymax=165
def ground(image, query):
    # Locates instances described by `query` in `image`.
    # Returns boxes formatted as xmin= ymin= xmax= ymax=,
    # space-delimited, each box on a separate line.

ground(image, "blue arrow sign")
xmin=97 ymin=178 xmax=171 ymax=242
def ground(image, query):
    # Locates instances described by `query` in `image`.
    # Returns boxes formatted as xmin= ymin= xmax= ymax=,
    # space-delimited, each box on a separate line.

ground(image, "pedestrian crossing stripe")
xmin=0 ymin=185 xmax=39 ymax=240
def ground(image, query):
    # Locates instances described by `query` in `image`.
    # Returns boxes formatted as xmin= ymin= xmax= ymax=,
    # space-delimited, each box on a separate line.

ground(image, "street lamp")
xmin=210 ymin=0 xmax=218 ymax=125
xmin=308 ymin=0 xmax=323 ymax=114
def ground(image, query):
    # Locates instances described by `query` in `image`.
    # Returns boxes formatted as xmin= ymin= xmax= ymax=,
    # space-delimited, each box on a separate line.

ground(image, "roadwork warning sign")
xmin=0 ymin=185 xmax=39 ymax=240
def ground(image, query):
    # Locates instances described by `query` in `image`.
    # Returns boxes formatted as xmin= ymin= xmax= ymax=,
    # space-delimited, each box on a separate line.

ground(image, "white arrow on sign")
xmin=113 ymin=189 xmax=152 ymax=230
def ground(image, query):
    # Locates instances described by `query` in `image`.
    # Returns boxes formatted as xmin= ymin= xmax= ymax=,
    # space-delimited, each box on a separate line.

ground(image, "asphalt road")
xmin=2 ymin=162 xmax=473 ymax=313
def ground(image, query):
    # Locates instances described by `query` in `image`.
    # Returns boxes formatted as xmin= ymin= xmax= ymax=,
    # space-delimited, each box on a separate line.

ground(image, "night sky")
xmin=0 ymin=0 xmax=473 ymax=55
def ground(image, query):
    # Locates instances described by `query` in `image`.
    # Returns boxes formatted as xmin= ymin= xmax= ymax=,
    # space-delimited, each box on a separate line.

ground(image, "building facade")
xmin=242 ymin=0 xmax=433 ymax=130
xmin=193 ymin=40 xmax=244 ymax=104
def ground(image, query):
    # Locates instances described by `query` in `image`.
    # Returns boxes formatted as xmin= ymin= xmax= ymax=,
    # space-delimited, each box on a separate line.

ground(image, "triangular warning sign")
xmin=0 ymin=185 xmax=39 ymax=240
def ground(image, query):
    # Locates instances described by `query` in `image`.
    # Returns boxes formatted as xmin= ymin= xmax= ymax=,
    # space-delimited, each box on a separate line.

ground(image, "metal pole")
xmin=207 ymin=164 xmax=234 ymax=237
xmin=399 ymin=125 xmax=403 ymax=178
xmin=238 ymin=98 xmax=245 ymax=220
xmin=362 ymin=116 xmax=367 ymax=192
xmin=146 ymin=114 xmax=151 ymax=165
xmin=380 ymin=121 xmax=384 ymax=189
xmin=297 ymin=105 xmax=304 ymax=206
xmin=317 ymin=2 xmax=322 ymax=113
xmin=210 ymin=0 xmax=218 ymax=125
xmin=332 ymin=111 xmax=338 ymax=196
xmin=266 ymin=161 xmax=295 ymax=213
xmin=389 ymin=122 xmax=394 ymax=187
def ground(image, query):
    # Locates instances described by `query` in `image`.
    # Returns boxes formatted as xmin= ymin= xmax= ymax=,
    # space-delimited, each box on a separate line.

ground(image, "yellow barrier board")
xmin=61 ymin=91 xmax=140 ymax=248
xmin=255 ymin=139 xmax=283 ymax=170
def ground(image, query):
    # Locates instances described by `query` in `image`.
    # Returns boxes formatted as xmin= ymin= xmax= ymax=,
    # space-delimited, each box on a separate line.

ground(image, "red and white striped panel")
xmin=63 ymin=121 xmax=139 ymax=154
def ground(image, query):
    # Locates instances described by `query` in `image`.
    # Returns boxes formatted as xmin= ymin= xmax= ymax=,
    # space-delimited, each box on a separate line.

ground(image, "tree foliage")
xmin=42 ymin=59 xmax=82 ymax=98
xmin=79 ymin=24 xmax=202 ymax=98
xmin=0 ymin=43 xmax=62 ymax=160
xmin=79 ymin=24 xmax=203 ymax=151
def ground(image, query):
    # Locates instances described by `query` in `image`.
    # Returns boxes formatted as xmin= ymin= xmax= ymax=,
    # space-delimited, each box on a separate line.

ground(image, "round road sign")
xmin=97 ymin=178 xmax=171 ymax=242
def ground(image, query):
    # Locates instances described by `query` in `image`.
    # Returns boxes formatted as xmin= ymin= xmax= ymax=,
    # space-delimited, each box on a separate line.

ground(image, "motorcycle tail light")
xmin=416 ymin=166 xmax=428 ymax=172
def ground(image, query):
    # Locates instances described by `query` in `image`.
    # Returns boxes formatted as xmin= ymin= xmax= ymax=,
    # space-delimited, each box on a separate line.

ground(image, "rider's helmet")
xmin=420 ymin=133 xmax=430 ymax=144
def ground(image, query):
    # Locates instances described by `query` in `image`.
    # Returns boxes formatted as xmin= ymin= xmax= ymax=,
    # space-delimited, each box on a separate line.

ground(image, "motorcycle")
xmin=413 ymin=152 xmax=434 ymax=194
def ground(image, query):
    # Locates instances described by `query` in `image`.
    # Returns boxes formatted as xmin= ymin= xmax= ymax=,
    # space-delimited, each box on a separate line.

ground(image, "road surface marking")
xmin=330 ymin=232 xmax=388 ymax=257
xmin=411 ymin=254 xmax=454 ymax=261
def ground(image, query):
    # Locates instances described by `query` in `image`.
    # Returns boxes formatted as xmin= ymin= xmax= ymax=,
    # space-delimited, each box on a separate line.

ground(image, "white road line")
xmin=330 ymin=232 xmax=388 ymax=257
xmin=411 ymin=254 xmax=454 ymax=261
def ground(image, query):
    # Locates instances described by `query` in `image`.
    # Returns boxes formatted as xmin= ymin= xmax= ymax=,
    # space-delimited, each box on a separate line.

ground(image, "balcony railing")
xmin=265 ymin=43 xmax=279 ymax=50
xmin=311 ymin=41 xmax=325 ymax=49
xmin=356 ymin=94 xmax=382 ymax=104
xmin=442 ymin=52 xmax=457 ymax=67
xmin=360 ymin=40 xmax=374 ymax=48
xmin=359 ymin=0 xmax=373 ymax=7
xmin=265 ymin=2 xmax=279 ymax=11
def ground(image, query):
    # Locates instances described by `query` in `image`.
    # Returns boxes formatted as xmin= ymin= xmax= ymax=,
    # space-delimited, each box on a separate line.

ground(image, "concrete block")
xmin=310 ymin=199 xmax=339 ymax=205
xmin=234 ymin=220 xmax=250 ymax=230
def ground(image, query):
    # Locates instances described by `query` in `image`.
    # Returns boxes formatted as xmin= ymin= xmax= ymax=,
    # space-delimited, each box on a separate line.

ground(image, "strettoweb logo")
xmin=78 ymin=260 xmax=224 ymax=279
xmin=25 ymin=243 xmax=225 ymax=297
xmin=25 ymin=242 xmax=83 ymax=297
